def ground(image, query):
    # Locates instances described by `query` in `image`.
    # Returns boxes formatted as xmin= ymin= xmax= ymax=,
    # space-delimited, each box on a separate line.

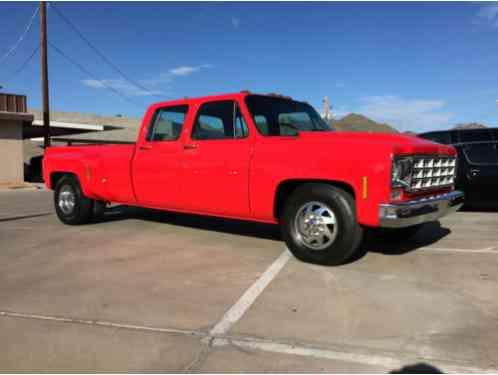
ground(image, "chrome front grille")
xmin=410 ymin=156 xmax=456 ymax=191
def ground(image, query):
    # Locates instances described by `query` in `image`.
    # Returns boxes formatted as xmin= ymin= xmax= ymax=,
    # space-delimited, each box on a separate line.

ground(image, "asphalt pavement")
xmin=1 ymin=189 xmax=497 ymax=372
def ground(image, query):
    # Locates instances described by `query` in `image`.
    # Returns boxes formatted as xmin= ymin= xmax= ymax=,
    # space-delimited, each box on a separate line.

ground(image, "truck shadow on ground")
xmin=100 ymin=205 xmax=283 ymax=241
xmin=365 ymin=221 xmax=450 ymax=255
xmin=460 ymin=199 xmax=498 ymax=212
xmin=390 ymin=362 xmax=443 ymax=373
xmin=100 ymin=206 xmax=451 ymax=259
xmin=344 ymin=221 xmax=451 ymax=264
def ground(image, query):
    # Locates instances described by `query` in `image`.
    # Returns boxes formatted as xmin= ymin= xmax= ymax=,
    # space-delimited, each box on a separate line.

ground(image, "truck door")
xmin=132 ymin=105 xmax=189 ymax=209
xmin=181 ymin=99 xmax=252 ymax=217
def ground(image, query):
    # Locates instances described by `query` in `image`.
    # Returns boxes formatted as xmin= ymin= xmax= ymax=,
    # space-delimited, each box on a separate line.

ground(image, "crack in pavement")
xmin=2 ymin=310 xmax=497 ymax=373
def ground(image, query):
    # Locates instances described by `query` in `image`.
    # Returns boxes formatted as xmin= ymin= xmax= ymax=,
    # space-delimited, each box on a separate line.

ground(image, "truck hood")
xmin=297 ymin=131 xmax=456 ymax=156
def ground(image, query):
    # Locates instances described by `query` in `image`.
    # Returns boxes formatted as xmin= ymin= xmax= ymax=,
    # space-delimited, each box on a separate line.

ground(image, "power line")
xmin=0 ymin=5 xmax=39 ymax=65
xmin=48 ymin=41 xmax=143 ymax=108
xmin=49 ymin=3 xmax=159 ymax=98
xmin=1 ymin=44 xmax=40 ymax=85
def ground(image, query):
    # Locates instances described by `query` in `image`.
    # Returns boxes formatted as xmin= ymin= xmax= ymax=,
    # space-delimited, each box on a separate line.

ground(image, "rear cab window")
xmin=191 ymin=100 xmax=249 ymax=140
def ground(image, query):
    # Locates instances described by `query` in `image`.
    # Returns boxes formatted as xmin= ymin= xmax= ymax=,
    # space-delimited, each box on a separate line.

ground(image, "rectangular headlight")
xmin=391 ymin=157 xmax=413 ymax=189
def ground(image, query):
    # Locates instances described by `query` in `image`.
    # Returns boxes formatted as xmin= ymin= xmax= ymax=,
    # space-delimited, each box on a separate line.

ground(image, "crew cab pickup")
xmin=43 ymin=92 xmax=464 ymax=265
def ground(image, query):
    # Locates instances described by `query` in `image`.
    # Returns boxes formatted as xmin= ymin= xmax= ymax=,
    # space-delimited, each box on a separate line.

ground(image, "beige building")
xmin=0 ymin=94 xmax=33 ymax=183
xmin=1 ymin=92 xmax=137 ymax=184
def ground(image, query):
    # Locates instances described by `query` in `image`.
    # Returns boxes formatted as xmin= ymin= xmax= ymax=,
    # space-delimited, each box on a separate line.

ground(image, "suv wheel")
xmin=281 ymin=183 xmax=363 ymax=265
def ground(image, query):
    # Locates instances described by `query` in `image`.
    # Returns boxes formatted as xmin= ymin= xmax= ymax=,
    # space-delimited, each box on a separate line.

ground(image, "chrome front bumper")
xmin=379 ymin=191 xmax=464 ymax=228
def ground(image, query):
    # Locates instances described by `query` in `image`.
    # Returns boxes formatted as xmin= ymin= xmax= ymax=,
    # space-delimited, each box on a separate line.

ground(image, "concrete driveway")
xmin=1 ymin=189 xmax=497 ymax=372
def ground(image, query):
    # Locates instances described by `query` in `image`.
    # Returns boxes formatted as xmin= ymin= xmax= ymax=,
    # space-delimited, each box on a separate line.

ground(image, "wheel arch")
xmin=50 ymin=171 xmax=77 ymax=190
xmin=273 ymin=179 xmax=356 ymax=220
xmin=49 ymin=171 xmax=92 ymax=197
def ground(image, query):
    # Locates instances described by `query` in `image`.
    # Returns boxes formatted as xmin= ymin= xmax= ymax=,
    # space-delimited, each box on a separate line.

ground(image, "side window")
xmin=463 ymin=144 xmax=498 ymax=165
xmin=279 ymin=112 xmax=312 ymax=135
xmin=253 ymin=115 xmax=269 ymax=136
xmin=234 ymin=104 xmax=249 ymax=138
xmin=147 ymin=105 xmax=188 ymax=141
xmin=491 ymin=129 xmax=498 ymax=141
xmin=459 ymin=129 xmax=492 ymax=143
xmin=192 ymin=100 xmax=249 ymax=140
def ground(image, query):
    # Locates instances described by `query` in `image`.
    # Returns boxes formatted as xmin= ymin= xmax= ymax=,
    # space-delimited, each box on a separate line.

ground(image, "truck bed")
xmin=44 ymin=143 xmax=137 ymax=204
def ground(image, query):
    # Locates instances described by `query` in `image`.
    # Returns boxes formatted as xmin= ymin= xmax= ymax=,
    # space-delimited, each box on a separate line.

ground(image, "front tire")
xmin=54 ymin=175 xmax=94 ymax=225
xmin=281 ymin=184 xmax=363 ymax=265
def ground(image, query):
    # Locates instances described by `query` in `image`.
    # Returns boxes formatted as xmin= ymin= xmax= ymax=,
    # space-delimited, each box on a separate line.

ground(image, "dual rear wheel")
xmin=54 ymin=175 xmax=105 ymax=225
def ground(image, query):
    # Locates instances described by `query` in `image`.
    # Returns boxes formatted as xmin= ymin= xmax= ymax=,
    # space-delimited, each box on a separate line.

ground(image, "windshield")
xmin=245 ymin=95 xmax=333 ymax=136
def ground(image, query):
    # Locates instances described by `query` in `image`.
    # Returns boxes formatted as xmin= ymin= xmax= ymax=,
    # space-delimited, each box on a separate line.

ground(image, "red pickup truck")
xmin=43 ymin=92 xmax=464 ymax=265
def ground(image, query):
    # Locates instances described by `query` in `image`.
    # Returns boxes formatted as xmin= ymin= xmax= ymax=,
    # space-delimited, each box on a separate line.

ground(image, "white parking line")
xmin=209 ymin=250 xmax=291 ymax=337
xmin=423 ymin=246 xmax=496 ymax=254
xmin=212 ymin=337 xmax=498 ymax=374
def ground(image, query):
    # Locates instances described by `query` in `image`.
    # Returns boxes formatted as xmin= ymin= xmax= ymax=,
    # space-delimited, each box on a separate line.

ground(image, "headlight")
xmin=391 ymin=157 xmax=413 ymax=188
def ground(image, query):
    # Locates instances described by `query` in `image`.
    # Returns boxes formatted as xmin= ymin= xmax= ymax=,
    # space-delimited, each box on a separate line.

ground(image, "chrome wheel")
xmin=58 ymin=184 xmax=76 ymax=215
xmin=293 ymin=201 xmax=338 ymax=250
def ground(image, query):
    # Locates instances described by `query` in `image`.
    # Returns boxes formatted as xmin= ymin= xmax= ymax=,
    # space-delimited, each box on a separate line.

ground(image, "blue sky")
xmin=1 ymin=1 xmax=498 ymax=132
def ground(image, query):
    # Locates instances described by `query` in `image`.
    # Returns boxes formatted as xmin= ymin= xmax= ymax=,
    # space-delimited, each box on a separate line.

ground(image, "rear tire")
xmin=54 ymin=175 xmax=94 ymax=225
xmin=280 ymin=184 xmax=363 ymax=265
xmin=92 ymin=200 xmax=107 ymax=222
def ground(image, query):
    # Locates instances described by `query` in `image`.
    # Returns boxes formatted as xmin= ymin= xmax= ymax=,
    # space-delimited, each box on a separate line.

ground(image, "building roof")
xmin=29 ymin=109 xmax=141 ymax=143
xmin=0 ymin=111 xmax=33 ymax=123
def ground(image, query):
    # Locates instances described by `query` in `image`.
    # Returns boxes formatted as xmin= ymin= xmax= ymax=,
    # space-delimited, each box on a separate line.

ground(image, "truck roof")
xmin=148 ymin=91 xmax=295 ymax=109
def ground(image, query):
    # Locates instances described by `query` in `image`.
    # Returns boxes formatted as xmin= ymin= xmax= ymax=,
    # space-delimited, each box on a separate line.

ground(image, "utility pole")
xmin=40 ymin=1 xmax=50 ymax=148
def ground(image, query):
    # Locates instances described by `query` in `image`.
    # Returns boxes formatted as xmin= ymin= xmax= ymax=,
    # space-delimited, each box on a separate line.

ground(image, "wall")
xmin=0 ymin=119 xmax=23 ymax=183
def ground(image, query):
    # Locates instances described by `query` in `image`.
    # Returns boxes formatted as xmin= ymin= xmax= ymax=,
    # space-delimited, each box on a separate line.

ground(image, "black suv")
xmin=418 ymin=128 xmax=498 ymax=205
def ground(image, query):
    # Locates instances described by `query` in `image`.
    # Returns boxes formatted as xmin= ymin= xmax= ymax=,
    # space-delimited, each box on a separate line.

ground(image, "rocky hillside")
xmin=453 ymin=123 xmax=488 ymax=130
xmin=329 ymin=113 xmax=398 ymax=133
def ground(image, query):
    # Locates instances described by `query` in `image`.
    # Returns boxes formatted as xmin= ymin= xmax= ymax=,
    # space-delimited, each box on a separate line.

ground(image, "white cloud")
xmin=231 ymin=17 xmax=240 ymax=29
xmin=81 ymin=64 xmax=213 ymax=96
xmin=169 ymin=66 xmax=199 ymax=76
xmin=356 ymin=95 xmax=453 ymax=132
xmin=81 ymin=79 xmax=164 ymax=97
xmin=474 ymin=3 xmax=498 ymax=28
xmin=169 ymin=64 xmax=212 ymax=76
